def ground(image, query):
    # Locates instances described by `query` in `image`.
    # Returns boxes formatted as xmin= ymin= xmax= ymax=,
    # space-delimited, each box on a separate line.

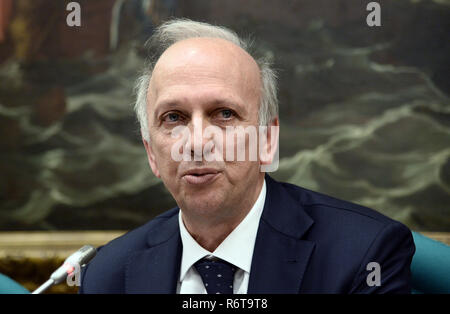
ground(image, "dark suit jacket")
xmin=79 ymin=174 xmax=415 ymax=293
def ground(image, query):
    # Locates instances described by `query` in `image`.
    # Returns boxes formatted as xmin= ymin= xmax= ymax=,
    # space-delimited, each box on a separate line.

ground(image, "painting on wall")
xmin=0 ymin=0 xmax=448 ymax=232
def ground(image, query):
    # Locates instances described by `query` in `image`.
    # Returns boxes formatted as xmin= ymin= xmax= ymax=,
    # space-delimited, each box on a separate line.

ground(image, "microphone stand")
xmin=32 ymin=279 xmax=54 ymax=294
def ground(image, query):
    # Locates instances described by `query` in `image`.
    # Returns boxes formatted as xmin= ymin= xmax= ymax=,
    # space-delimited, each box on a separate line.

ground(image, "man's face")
xmin=143 ymin=38 xmax=270 ymax=223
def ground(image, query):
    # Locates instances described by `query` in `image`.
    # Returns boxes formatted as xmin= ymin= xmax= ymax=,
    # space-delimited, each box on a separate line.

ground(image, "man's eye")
xmin=164 ymin=113 xmax=181 ymax=122
xmin=220 ymin=109 xmax=233 ymax=119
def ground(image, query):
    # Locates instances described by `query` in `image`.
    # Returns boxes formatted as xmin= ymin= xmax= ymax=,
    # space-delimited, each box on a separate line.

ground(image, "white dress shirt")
xmin=177 ymin=179 xmax=267 ymax=294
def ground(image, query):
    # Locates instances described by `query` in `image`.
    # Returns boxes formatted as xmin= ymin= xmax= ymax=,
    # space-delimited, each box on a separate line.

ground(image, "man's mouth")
xmin=182 ymin=168 xmax=221 ymax=185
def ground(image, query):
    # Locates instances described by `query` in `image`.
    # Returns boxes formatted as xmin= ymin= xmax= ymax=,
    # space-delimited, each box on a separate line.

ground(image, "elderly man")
xmin=80 ymin=19 xmax=415 ymax=294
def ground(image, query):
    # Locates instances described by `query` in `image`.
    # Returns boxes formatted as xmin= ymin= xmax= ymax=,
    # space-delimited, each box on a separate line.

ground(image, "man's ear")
xmin=142 ymin=135 xmax=161 ymax=178
xmin=259 ymin=117 xmax=280 ymax=172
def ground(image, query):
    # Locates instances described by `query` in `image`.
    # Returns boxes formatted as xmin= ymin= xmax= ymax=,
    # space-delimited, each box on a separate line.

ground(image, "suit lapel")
xmin=248 ymin=175 xmax=315 ymax=294
xmin=125 ymin=211 xmax=182 ymax=293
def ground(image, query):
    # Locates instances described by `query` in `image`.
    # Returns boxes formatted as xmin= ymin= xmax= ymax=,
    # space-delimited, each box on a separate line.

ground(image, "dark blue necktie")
xmin=194 ymin=258 xmax=237 ymax=294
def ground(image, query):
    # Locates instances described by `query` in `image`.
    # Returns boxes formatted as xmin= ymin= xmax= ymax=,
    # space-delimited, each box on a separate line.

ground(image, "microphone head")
xmin=65 ymin=245 xmax=97 ymax=266
xmin=50 ymin=245 xmax=97 ymax=284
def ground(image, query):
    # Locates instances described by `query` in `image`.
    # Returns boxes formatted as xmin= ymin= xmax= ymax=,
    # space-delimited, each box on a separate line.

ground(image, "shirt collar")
xmin=178 ymin=179 xmax=267 ymax=282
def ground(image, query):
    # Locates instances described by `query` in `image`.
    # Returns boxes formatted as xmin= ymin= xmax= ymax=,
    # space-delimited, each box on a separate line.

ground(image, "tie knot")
xmin=194 ymin=258 xmax=237 ymax=294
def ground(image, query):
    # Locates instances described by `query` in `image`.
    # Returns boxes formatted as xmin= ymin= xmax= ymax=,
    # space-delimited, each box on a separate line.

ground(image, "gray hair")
xmin=134 ymin=19 xmax=278 ymax=141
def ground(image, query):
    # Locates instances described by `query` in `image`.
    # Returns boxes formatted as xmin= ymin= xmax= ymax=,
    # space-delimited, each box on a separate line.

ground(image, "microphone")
xmin=32 ymin=245 xmax=97 ymax=294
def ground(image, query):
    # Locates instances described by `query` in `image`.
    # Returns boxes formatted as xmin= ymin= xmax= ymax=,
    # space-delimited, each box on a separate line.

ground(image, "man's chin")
xmin=179 ymin=192 xmax=228 ymax=217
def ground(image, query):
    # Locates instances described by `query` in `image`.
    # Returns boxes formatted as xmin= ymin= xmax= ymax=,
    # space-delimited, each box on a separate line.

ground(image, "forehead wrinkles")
xmin=149 ymin=37 xmax=261 ymax=105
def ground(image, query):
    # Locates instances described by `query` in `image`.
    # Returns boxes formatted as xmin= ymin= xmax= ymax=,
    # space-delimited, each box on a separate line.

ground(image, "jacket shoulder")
xmin=276 ymin=180 xmax=414 ymax=292
xmin=281 ymin=180 xmax=401 ymax=227
xmin=79 ymin=207 xmax=179 ymax=293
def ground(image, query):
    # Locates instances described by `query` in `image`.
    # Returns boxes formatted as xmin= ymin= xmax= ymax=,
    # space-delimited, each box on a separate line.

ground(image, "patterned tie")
xmin=194 ymin=257 xmax=237 ymax=294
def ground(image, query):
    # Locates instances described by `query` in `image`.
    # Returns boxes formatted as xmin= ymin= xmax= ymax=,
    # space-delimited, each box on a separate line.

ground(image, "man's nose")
xmin=187 ymin=115 xmax=211 ymax=161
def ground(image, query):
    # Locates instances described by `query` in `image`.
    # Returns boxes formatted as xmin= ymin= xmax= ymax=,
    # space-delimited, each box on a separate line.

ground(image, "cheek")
xmin=221 ymin=127 xmax=261 ymax=163
xmin=224 ymin=160 xmax=260 ymax=184
xmin=151 ymin=134 xmax=179 ymax=173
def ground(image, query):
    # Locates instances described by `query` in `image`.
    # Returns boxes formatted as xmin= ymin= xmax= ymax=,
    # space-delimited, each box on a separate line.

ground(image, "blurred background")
xmin=0 ymin=0 xmax=449 ymax=292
